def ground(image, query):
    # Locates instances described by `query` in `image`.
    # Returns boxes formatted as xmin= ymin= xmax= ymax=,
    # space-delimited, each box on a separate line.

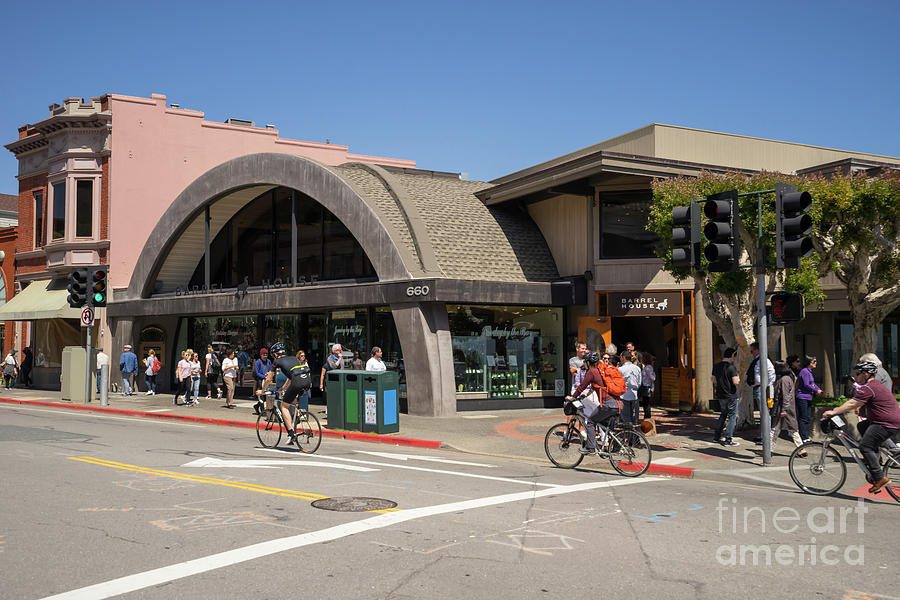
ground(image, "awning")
xmin=0 ymin=280 xmax=83 ymax=321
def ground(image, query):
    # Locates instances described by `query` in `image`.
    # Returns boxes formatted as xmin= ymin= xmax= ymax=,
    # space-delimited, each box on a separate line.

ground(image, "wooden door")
xmin=577 ymin=316 xmax=611 ymax=352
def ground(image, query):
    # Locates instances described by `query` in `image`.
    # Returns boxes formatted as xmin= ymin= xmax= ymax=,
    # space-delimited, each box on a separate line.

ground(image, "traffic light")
xmin=769 ymin=292 xmax=805 ymax=323
xmin=775 ymin=183 xmax=813 ymax=268
xmin=90 ymin=266 xmax=108 ymax=307
xmin=66 ymin=268 xmax=89 ymax=308
xmin=671 ymin=202 xmax=700 ymax=269
xmin=703 ymin=189 xmax=741 ymax=272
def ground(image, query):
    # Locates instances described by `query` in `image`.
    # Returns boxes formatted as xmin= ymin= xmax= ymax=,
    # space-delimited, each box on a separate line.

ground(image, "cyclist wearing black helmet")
xmin=257 ymin=342 xmax=312 ymax=442
xmin=824 ymin=361 xmax=900 ymax=494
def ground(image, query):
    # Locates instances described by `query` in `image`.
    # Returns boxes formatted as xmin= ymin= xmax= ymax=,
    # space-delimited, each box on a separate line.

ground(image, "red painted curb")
xmin=616 ymin=461 xmax=695 ymax=478
xmin=0 ymin=397 xmax=442 ymax=450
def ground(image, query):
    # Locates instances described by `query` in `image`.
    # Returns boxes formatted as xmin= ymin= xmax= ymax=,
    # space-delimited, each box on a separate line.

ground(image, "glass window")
xmin=34 ymin=191 xmax=44 ymax=247
xmin=76 ymin=180 xmax=93 ymax=237
xmin=297 ymin=196 xmax=323 ymax=280
xmin=33 ymin=318 xmax=81 ymax=368
xmin=599 ymin=190 xmax=659 ymax=259
xmin=52 ymin=182 xmax=66 ymax=240
xmin=327 ymin=309 xmax=368 ymax=361
xmin=448 ymin=305 xmax=564 ymax=396
xmin=181 ymin=314 xmax=259 ymax=360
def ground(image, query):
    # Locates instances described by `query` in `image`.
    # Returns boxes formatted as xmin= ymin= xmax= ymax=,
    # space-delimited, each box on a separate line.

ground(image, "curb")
xmin=0 ymin=397 xmax=442 ymax=450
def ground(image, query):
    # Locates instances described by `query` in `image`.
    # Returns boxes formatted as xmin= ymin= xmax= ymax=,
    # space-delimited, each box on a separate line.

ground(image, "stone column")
xmin=108 ymin=317 xmax=134 ymax=389
xmin=391 ymin=302 xmax=456 ymax=417
xmin=693 ymin=288 xmax=713 ymax=411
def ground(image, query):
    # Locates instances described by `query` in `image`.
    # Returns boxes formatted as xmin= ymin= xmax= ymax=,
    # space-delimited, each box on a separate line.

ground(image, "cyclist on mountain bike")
xmin=565 ymin=351 xmax=622 ymax=456
xmin=256 ymin=342 xmax=312 ymax=443
xmin=824 ymin=361 xmax=900 ymax=494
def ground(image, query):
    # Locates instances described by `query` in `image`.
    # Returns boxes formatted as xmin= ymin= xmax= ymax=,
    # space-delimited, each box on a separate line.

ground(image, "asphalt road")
xmin=1 ymin=403 xmax=898 ymax=600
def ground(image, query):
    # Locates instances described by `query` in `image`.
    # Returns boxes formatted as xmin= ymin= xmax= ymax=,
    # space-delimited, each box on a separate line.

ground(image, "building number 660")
xmin=406 ymin=285 xmax=430 ymax=297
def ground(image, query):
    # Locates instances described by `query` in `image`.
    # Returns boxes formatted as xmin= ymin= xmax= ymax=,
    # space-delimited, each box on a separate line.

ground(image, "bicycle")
xmin=544 ymin=399 xmax=652 ymax=477
xmin=788 ymin=415 xmax=900 ymax=502
xmin=255 ymin=390 xmax=322 ymax=453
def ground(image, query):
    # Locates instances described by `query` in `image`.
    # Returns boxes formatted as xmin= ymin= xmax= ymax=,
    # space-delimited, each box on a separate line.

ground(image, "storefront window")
xmin=33 ymin=319 xmax=81 ymax=368
xmin=373 ymin=306 xmax=405 ymax=386
xmin=327 ymin=309 xmax=368 ymax=361
xmin=448 ymin=305 xmax=564 ymax=396
xmin=599 ymin=190 xmax=659 ymax=259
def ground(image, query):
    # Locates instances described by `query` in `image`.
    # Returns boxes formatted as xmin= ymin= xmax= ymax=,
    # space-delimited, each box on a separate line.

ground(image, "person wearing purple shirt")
xmin=795 ymin=355 xmax=823 ymax=442
xmin=825 ymin=361 xmax=900 ymax=494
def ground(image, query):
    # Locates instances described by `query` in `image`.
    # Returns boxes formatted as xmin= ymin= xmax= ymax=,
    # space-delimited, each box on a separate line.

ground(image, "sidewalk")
xmin=0 ymin=387 xmax=806 ymax=490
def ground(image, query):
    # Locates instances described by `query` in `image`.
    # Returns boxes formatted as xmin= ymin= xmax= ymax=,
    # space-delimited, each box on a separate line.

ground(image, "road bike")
xmin=544 ymin=400 xmax=652 ymax=477
xmin=255 ymin=391 xmax=322 ymax=453
xmin=788 ymin=415 xmax=900 ymax=502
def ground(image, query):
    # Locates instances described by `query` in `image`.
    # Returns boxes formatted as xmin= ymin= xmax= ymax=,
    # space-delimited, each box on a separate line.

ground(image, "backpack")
xmin=598 ymin=363 xmax=627 ymax=398
xmin=151 ymin=357 xmax=161 ymax=373
xmin=208 ymin=352 xmax=221 ymax=374
xmin=746 ymin=357 xmax=759 ymax=386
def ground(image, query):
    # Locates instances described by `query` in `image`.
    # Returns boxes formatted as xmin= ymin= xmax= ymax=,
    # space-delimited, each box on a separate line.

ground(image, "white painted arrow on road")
xmin=182 ymin=457 xmax=378 ymax=472
xmin=353 ymin=451 xmax=497 ymax=468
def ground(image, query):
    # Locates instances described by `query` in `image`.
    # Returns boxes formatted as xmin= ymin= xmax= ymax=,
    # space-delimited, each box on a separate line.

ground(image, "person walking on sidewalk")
xmin=569 ymin=340 xmax=588 ymax=395
xmin=824 ymin=361 xmax=900 ymax=494
xmin=618 ymin=351 xmax=642 ymax=425
xmin=189 ymin=352 xmax=202 ymax=405
xmin=20 ymin=348 xmax=33 ymax=388
xmin=253 ymin=348 xmax=271 ymax=399
xmin=796 ymin=355 xmax=823 ymax=442
xmin=221 ymin=348 xmax=238 ymax=409
xmin=366 ymin=347 xmax=386 ymax=372
xmin=205 ymin=345 xmax=223 ymax=400
xmin=175 ymin=350 xmax=192 ymax=405
xmin=319 ymin=343 xmax=343 ymax=395
xmin=771 ymin=359 xmax=803 ymax=450
xmin=712 ymin=348 xmax=740 ymax=447
xmin=144 ymin=349 xmax=158 ymax=396
xmin=3 ymin=349 xmax=18 ymax=390
xmin=638 ymin=352 xmax=656 ymax=420
xmin=119 ymin=344 xmax=138 ymax=396
xmin=747 ymin=341 xmax=775 ymax=428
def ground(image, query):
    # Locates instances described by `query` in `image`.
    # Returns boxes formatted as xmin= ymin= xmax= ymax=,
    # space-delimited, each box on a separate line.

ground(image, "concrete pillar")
xmin=391 ymin=301 xmax=456 ymax=417
xmin=109 ymin=317 xmax=134 ymax=388
xmin=694 ymin=288 xmax=713 ymax=411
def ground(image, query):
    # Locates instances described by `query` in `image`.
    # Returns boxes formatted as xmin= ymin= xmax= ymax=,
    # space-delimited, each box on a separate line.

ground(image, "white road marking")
xmin=460 ymin=414 xmax=498 ymax=419
xmin=257 ymin=447 xmax=559 ymax=488
xmin=181 ymin=457 xmax=378 ymax=472
xmin=354 ymin=450 xmax=497 ymax=468
xmin=145 ymin=409 xmax=173 ymax=413
xmin=0 ymin=405 xmax=206 ymax=427
xmin=653 ymin=457 xmax=693 ymax=466
xmin=41 ymin=477 xmax=662 ymax=600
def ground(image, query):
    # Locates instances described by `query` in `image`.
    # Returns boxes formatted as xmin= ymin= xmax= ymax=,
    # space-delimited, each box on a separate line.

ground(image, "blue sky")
xmin=2 ymin=0 xmax=898 ymax=191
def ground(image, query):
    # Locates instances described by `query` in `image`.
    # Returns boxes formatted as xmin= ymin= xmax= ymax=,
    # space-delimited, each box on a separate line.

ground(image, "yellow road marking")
xmin=67 ymin=456 xmax=401 ymax=511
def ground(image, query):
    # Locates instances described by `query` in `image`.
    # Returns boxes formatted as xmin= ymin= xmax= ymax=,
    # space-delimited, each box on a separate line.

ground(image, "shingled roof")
xmin=0 ymin=193 xmax=18 ymax=213
xmin=330 ymin=164 xmax=558 ymax=283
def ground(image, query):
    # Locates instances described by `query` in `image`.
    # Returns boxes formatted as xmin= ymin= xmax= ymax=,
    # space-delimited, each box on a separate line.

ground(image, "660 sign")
xmin=406 ymin=285 xmax=430 ymax=297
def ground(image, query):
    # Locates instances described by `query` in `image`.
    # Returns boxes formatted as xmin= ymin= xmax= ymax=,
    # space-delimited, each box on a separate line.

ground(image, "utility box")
xmin=325 ymin=370 xmax=399 ymax=433
xmin=61 ymin=346 xmax=98 ymax=403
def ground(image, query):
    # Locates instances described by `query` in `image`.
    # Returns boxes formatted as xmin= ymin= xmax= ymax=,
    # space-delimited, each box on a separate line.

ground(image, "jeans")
xmin=621 ymin=399 xmax=639 ymax=425
xmin=796 ymin=395 xmax=812 ymax=441
xmin=121 ymin=372 xmax=133 ymax=395
xmin=858 ymin=420 xmax=899 ymax=481
xmin=191 ymin=377 xmax=200 ymax=403
xmin=144 ymin=374 xmax=157 ymax=394
xmin=298 ymin=389 xmax=310 ymax=412
xmin=753 ymin=386 xmax=773 ymax=428
xmin=714 ymin=396 xmax=739 ymax=442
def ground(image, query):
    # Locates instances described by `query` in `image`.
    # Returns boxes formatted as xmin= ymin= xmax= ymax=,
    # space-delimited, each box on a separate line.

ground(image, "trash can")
xmin=325 ymin=370 xmax=364 ymax=431
xmin=361 ymin=370 xmax=399 ymax=434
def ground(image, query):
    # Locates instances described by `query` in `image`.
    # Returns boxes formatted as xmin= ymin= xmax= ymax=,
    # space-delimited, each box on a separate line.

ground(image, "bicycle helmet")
xmin=853 ymin=361 xmax=878 ymax=375
xmin=270 ymin=342 xmax=287 ymax=357
xmin=584 ymin=351 xmax=601 ymax=365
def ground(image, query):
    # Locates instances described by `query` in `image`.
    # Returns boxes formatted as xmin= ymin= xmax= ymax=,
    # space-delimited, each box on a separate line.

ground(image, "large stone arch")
xmin=124 ymin=153 xmax=416 ymax=300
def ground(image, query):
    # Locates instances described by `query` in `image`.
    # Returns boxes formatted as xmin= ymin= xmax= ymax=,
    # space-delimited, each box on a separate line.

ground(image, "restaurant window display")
xmin=448 ymin=305 xmax=563 ymax=397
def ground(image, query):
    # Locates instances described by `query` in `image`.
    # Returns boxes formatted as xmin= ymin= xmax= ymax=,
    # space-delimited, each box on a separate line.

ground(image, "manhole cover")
xmin=310 ymin=497 xmax=397 ymax=512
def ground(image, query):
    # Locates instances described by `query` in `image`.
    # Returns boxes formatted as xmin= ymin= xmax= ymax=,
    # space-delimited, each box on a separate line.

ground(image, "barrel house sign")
xmin=607 ymin=292 xmax=684 ymax=317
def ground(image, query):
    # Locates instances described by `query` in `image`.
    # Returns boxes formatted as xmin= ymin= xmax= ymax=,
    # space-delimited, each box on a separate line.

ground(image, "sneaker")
xmin=145 ymin=390 xmax=153 ymax=395
xmin=578 ymin=447 xmax=599 ymax=456
xmin=149 ymin=391 xmax=155 ymax=396
xmin=722 ymin=440 xmax=740 ymax=447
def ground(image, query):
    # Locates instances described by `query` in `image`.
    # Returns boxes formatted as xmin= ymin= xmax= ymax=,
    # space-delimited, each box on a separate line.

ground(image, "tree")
xmin=806 ymin=172 xmax=900 ymax=361
xmin=649 ymin=172 xmax=823 ymax=425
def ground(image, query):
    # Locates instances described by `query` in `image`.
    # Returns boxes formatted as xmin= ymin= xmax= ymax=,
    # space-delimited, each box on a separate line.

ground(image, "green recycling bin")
xmin=360 ymin=370 xmax=399 ymax=434
xmin=325 ymin=370 xmax=364 ymax=430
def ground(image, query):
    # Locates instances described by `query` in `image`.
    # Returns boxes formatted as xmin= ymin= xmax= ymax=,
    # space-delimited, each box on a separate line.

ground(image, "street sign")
xmin=80 ymin=306 xmax=95 ymax=327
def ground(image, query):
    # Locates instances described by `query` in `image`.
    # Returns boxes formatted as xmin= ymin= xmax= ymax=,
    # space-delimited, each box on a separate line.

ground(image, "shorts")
xmin=282 ymin=384 xmax=310 ymax=405
xmin=206 ymin=373 xmax=219 ymax=387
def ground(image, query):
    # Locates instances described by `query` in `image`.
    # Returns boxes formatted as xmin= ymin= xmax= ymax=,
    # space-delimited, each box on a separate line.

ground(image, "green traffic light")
xmin=94 ymin=293 xmax=105 ymax=303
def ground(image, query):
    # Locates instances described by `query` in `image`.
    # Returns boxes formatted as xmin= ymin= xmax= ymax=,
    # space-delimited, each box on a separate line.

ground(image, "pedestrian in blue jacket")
xmin=119 ymin=344 xmax=139 ymax=395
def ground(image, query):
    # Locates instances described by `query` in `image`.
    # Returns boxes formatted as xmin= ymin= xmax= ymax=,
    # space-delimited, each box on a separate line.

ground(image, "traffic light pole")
xmin=84 ymin=319 xmax=93 ymax=405
xmin=740 ymin=189 xmax=775 ymax=466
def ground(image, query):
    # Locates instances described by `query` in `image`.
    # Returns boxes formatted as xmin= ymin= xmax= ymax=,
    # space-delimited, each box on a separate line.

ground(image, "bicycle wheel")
xmin=544 ymin=423 xmax=585 ymax=469
xmin=293 ymin=410 xmax=322 ymax=454
xmin=256 ymin=410 xmax=282 ymax=448
xmin=881 ymin=453 xmax=900 ymax=503
xmin=788 ymin=442 xmax=846 ymax=495
xmin=608 ymin=429 xmax=652 ymax=477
